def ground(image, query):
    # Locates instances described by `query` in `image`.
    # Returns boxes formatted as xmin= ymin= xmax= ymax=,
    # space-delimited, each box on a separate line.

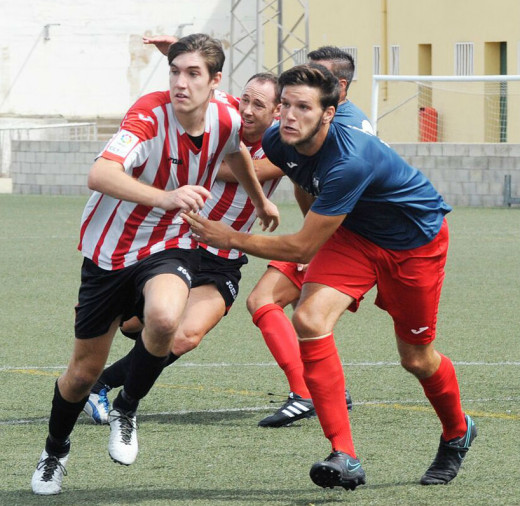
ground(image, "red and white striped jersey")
xmin=201 ymin=137 xmax=282 ymax=259
xmin=79 ymin=91 xmax=242 ymax=270
xmin=199 ymin=90 xmax=283 ymax=259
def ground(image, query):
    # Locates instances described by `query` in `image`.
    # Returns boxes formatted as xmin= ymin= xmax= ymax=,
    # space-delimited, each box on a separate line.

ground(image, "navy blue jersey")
xmin=262 ymin=122 xmax=451 ymax=250
xmin=335 ymin=100 xmax=373 ymax=133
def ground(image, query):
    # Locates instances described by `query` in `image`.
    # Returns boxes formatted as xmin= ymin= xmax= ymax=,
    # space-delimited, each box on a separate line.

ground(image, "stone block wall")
xmin=7 ymin=140 xmax=520 ymax=206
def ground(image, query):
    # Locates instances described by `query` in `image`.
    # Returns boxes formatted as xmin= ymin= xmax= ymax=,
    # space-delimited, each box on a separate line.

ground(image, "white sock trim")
xmin=298 ymin=333 xmax=332 ymax=342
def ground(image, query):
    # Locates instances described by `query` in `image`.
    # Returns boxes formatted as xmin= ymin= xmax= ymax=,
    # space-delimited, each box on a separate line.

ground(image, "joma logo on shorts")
xmin=177 ymin=266 xmax=192 ymax=282
xmin=226 ymin=280 xmax=237 ymax=300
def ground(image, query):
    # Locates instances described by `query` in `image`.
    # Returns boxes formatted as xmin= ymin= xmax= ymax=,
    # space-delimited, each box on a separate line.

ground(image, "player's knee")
xmin=64 ymin=368 xmax=99 ymax=396
xmin=246 ymin=288 xmax=274 ymax=315
xmin=400 ymin=355 xmax=430 ymax=377
xmin=292 ymin=307 xmax=321 ymax=338
xmin=144 ymin=309 xmax=178 ymax=340
xmin=172 ymin=331 xmax=202 ymax=356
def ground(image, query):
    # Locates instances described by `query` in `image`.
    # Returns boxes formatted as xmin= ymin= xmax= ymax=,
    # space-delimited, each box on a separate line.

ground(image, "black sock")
xmin=164 ymin=352 xmax=180 ymax=367
xmin=114 ymin=334 xmax=168 ymax=411
xmin=46 ymin=381 xmax=87 ymax=456
xmin=93 ymin=349 xmax=135 ymax=392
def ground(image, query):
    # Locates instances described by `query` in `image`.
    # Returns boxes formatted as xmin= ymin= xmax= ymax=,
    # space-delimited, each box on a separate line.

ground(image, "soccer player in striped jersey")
xmin=183 ymin=64 xmax=476 ymax=492
xmin=84 ymin=73 xmax=285 ymax=425
xmin=247 ymin=47 xmax=370 ymax=428
xmin=31 ymin=33 xmax=279 ymax=496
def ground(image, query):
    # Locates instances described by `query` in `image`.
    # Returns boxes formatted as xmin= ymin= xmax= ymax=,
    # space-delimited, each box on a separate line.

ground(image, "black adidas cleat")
xmin=258 ymin=392 xmax=315 ymax=428
xmin=310 ymin=451 xmax=366 ymax=491
xmin=346 ymin=389 xmax=353 ymax=411
xmin=420 ymin=414 xmax=477 ymax=485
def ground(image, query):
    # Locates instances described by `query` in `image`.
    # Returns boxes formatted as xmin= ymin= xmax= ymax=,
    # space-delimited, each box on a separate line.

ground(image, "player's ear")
xmin=323 ymin=105 xmax=336 ymax=124
xmin=273 ymin=103 xmax=281 ymax=118
xmin=210 ymin=71 xmax=222 ymax=90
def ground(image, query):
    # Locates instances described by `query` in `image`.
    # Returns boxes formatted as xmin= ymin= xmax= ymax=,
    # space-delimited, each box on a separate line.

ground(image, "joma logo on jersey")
xmin=169 ymin=157 xmax=184 ymax=165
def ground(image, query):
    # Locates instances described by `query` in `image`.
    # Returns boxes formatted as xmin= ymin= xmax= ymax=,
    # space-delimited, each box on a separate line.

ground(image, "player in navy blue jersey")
xmin=183 ymin=63 xmax=476 ymax=492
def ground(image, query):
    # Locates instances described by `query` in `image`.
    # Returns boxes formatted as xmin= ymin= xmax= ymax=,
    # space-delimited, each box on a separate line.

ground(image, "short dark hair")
xmin=245 ymin=72 xmax=280 ymax=104
xmin=278 ymin=63 xmax=339 ymax=111
xmin=168 ymin=33 xmax=225 ymax=77
xmin=307 ymin=46 xmax=355 ymax=92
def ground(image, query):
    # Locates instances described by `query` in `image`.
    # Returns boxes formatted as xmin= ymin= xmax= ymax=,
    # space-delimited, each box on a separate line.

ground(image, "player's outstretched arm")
xmin=88 ymin=157 xmax=210 ymax=212
xmin=142 ymin=35 xmax=178 ymax=55
xmin=182 ymin=209 xmax=345 ymax=263
xmin=224 ymin=145 xmax=280 ymax=231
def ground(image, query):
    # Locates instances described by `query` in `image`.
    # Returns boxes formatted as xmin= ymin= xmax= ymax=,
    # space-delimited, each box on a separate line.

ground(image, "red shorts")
xmin=304 ymin=220 xmax=449 ymax=345
xmin=268 ymin=260 xmax=305 ymax=290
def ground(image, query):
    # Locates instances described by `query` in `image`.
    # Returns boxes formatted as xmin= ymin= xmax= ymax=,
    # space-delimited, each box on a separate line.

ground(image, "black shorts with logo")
xmin=74 ymin=248 xmax=200 ymax=339
xmin=193 ymin=248 xmax=248 ymax=311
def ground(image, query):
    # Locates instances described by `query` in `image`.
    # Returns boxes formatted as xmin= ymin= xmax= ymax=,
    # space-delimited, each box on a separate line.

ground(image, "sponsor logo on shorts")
xmin=226 ymin=280 xmax=237 ymax=300
xmin=106 ymin=130 xmax=139 ymax=158
xmin=177 ymin=266 xmax=192 ymax=283
xmin=411 ymin=326 xmax=429 ymax=335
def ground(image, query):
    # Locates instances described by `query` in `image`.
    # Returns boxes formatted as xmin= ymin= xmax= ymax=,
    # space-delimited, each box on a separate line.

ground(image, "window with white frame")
xmin=340 ymin=46 xmax=358 ymax=80
xmin=292 ymin=47 xmax=308 ymax=65
xmin=373 ymin=45 xmax=381 ymax=75
xmin=455 ymin=42 xmax=474 ymax=75
xmin=390 ymin=45 xmax=400 ymax=75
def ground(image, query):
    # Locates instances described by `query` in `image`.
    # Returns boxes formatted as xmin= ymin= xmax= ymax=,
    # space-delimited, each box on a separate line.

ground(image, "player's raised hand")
xmin=143 ymin=35 xmax=178 ymax=56
xmin=160 ymin=185 xmax=211 ymax=212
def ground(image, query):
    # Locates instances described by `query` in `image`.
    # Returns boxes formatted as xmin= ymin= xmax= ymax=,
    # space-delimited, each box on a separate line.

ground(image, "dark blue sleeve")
xmin=311 ymin=157 xmax=374 ymax=216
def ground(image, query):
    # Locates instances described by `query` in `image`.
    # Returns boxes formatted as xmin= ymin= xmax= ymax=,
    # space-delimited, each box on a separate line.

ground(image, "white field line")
xmin=2 ymin=397 xmax=519 ymax=426
xmin=2 ymin=360 xmax=520 ymax=372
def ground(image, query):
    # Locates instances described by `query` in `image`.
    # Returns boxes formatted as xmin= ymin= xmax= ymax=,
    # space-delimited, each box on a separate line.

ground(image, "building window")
xmin=390 ymin=45 xmax=400 ymax=75
xmin=455 ymin=42 xmax=474 ymax=75
xmin=292 ymin=47 xmax=308 ymax=65
xmin=373 ymin=45 xmax=381 ymax=75
xmin=340 ymin=46 xmax=358 ymax=80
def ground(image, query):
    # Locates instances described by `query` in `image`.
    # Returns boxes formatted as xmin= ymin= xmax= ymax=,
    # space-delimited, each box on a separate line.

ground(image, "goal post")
xmin=371 ymin=75 xmax=520 ymax=143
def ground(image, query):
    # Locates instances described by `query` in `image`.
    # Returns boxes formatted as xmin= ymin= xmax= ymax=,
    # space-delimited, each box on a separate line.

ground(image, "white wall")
xmin=0 ymin=0 xmax=257 ymax=118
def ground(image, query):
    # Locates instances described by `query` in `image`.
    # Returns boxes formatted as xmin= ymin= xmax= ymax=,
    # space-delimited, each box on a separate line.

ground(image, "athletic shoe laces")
xmin=112 ymin=412 xmax=137 ymax=444
xmin=37 ymin=455 xmax=67 ymax=482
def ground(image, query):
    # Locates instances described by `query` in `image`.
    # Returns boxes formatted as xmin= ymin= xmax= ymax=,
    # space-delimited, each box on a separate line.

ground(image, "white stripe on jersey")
xmin=200 ymin=137 xmax=282 ymax=259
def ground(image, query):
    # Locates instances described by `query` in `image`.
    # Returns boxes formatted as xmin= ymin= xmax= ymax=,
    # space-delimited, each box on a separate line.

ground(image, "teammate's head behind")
xmin=168 ymin=33 xmax=225 ymax=78
xmin=278 ymin=63 xmax=340 ymax=111
xmin=308 ymin=46 xmax=354 ymax=97
xmin=239 ymin=72 xmax=280 ymax=142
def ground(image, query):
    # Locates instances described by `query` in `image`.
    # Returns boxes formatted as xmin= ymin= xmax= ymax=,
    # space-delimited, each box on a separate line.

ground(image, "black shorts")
xmin=192 ymin=248 xmax=248 ymax=311
xmin=74 ymin=248 xmax=200 ymax=339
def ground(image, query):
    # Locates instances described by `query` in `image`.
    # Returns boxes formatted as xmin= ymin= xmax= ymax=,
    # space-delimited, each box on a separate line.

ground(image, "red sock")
xmin=299 ymin=333 xmax=355 ymax=456
xmin=420 ymin=354 xmax=467 ymax=440
xmin=253 ymin=304 xmax=310 ymax=398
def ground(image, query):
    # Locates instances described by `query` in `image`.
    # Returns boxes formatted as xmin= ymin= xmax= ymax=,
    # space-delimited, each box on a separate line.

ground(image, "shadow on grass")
xmin=0 ymin=481 xmax=418 ymax=506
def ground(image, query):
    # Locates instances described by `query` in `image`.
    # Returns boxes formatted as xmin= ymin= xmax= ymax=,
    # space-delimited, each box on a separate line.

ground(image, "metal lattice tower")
xmin=229 ymin=0 xmax=309 ymax=95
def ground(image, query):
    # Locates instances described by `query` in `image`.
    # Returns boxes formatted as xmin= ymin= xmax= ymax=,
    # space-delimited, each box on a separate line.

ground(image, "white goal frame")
xmin=370 ymin=74 xmax=520 ymax=136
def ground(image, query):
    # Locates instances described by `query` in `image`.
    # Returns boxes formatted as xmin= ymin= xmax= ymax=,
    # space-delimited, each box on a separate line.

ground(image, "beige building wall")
xmin=264 ymin=0 xmax=520 ymax=143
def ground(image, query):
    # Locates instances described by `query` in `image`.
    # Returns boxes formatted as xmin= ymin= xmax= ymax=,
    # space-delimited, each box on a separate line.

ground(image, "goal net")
xmin=370 ymin=75 xmax=520 ymax=143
